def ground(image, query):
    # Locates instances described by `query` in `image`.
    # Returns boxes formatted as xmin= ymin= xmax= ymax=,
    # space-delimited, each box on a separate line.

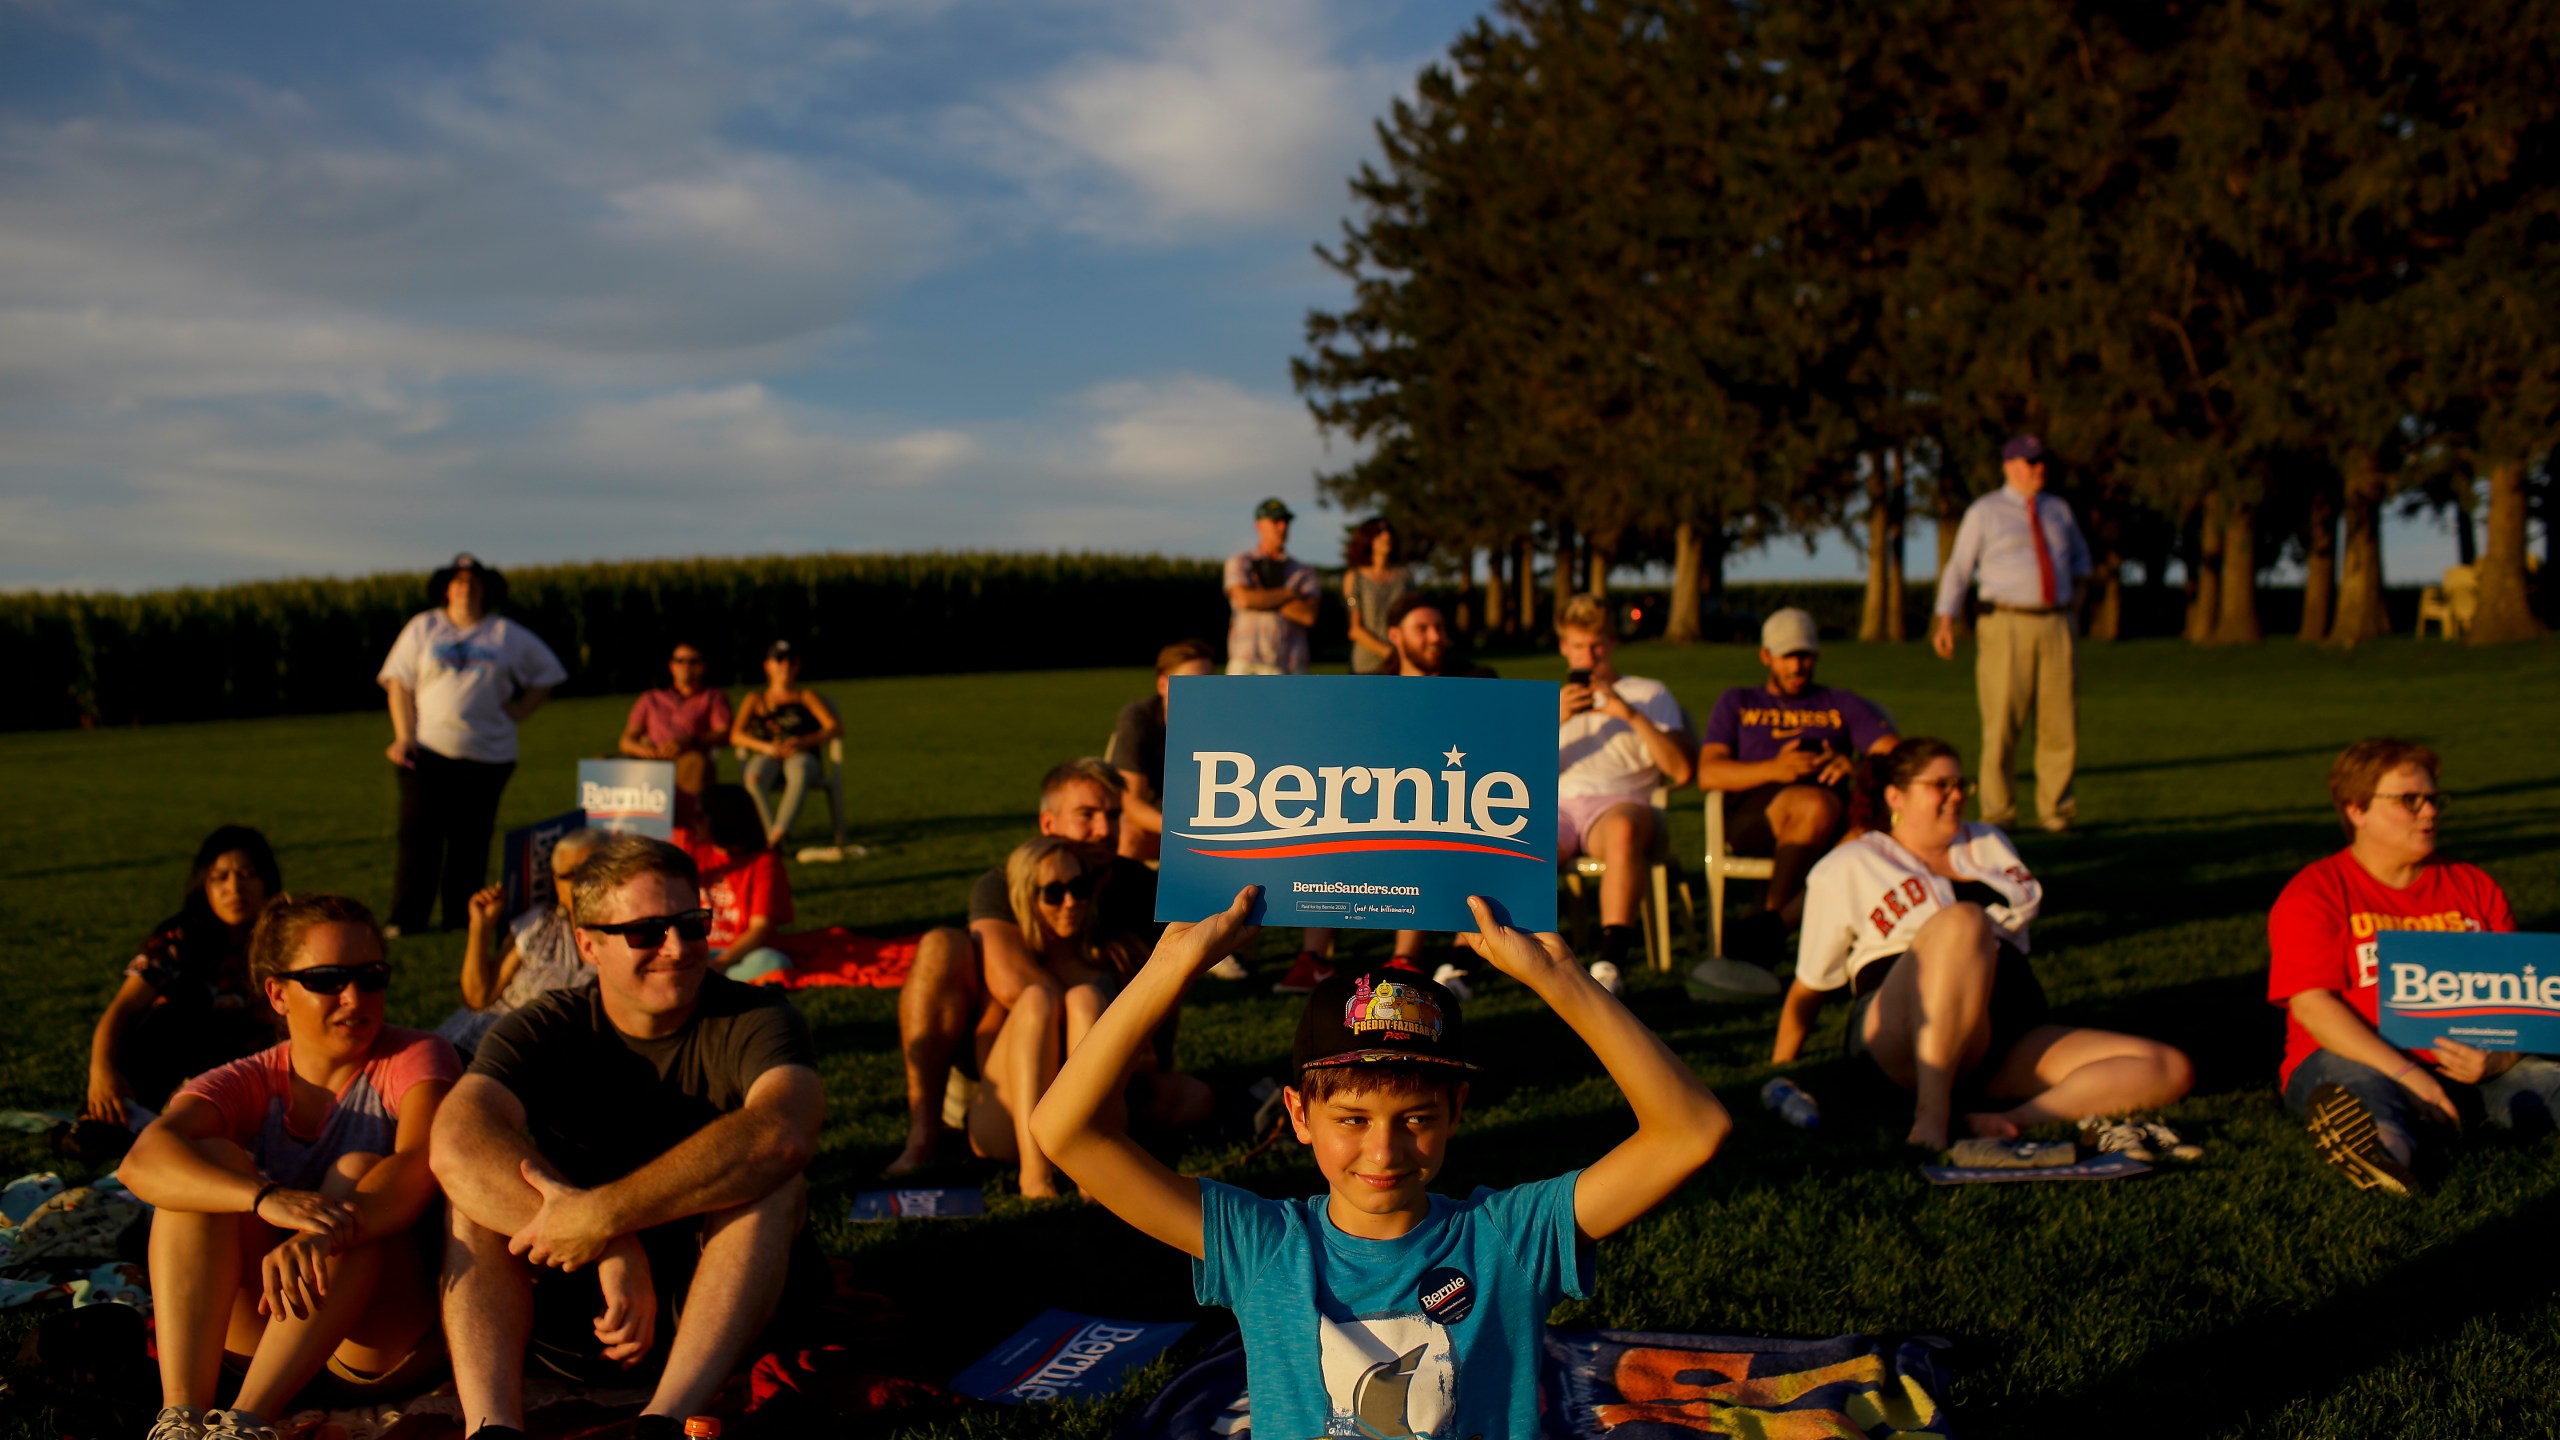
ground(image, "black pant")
xmin=392 ymin=748 xmax=516 ymax=931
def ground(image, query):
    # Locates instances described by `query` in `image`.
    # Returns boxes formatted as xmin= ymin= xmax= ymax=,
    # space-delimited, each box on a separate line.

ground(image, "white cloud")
xmin=969 ymin=0 xmax=1411 ymax=239
xmin=1082 ymin=374 xmax=1325 ymax=487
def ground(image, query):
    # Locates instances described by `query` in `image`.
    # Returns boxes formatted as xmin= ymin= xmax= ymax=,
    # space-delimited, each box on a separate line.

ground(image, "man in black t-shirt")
xmin=432 ymin=834 xmax=823 ymax=1440
xmin=887 ymin=757 xmax=1212 ymax=1177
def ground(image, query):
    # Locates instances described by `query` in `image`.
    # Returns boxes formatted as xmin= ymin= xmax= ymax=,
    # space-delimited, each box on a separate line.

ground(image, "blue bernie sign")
xmin=950 ymin=1310 xmax=1192 ymax=1405
xmin=2377 ymin=931 xmax=2560 ymax=1055
xmin=1155 ymin=675 xmax=1557 ymax=934
xmin=575 ymin=758 xmax=676 ymax=840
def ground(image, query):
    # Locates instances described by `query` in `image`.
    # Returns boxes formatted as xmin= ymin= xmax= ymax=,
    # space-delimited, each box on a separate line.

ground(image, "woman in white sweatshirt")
xmin=1774 ymin=737 xmax=2191 ymax=1149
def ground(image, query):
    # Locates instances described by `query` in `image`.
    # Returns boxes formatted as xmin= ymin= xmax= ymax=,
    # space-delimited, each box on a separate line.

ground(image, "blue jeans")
xmin=744 ymin=751 xmax=823 ymax=840
xmin=2284 ymin=1048 xmax=2560 ymax=1160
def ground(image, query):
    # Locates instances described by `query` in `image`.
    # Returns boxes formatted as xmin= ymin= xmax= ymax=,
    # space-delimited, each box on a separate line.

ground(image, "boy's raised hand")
xmin=1151 ymin=885 xmax=1262 ymax=978
xmin=1455 ymin=895 xmax=1575 ymax=986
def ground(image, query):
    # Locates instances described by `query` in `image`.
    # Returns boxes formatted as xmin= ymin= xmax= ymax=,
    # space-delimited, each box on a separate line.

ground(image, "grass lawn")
xmin=6 ymin=634 xmax=2560 ymax=1438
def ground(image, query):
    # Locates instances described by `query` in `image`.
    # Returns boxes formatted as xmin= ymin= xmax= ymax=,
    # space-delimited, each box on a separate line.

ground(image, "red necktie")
xmin=2026 ymin=494 xmax=2058 ymax=607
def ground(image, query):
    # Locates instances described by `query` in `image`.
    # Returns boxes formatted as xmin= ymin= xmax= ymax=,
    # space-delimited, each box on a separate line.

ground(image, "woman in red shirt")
xmin=122 ymin=895 xmax=458 ymax=1440
xmin=2267 ymin=738 xmax=2553 ymax=1196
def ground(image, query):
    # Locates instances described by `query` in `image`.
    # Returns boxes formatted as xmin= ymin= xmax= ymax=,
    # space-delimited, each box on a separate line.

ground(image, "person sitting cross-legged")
xmin=1030 ymin=889 xmax=1731 ymax=1440
xmin=431 ymin=834 xmax=825 ymax=1440
xmin=1555 ymin=593 xmax=1695 ymax=976
xmin=87 ymin=826 xmax=286 ymax=1129
xmin=1775 ymin=737 xmax=2192 ymax=1151
xmin=2270 ymin=738 xmax=2560 ymax=1196
xmin=1695 ymin=607 xmax=1899 ymax=975
xmin=675 ymin=785 xmax=795 ymax=983
xmin=124 ymin=894 xmax=459 ymax=1440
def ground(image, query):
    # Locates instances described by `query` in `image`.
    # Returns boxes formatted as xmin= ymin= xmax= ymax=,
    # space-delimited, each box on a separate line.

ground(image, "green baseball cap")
xmin=1254 ymin=497 xmax=1296 ymax=522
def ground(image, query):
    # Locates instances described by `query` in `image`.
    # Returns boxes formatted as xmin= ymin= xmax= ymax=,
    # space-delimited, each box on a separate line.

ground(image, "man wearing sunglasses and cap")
xmin=378 ymin=553 xmax=568 ymax=935
xmin=433 ymin=834 xmax=824 ymax=1440
xmin=1224 ymin=498 xmax=1321 ymax=676
xmin=1932 ymin=436 xmax=2091 ymax=834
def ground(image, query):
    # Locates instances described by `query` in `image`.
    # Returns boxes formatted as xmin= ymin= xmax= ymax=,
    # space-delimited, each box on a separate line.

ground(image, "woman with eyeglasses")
xmin=730 ymin=639 xmax=842 ymax=851
xmin=2269 ymin=738 xmax=2554 ymax=1197
xmin=86 ymin=826 xmax=287 ymax=1128
xmin=124 ymin=894 xmax=460 ymax=1440
xmin=1773 ymin=737 xmax=2191 ymax=1151
xmin=968 ymin=836 xmax=1156 ymax=1198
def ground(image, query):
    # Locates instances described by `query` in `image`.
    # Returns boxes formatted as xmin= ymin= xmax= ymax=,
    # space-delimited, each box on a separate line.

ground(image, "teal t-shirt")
xmin=1194 ymin=1172 xmax=1592 ymax=1440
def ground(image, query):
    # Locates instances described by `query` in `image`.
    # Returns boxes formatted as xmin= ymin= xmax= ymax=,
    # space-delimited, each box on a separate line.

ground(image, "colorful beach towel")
xmin=1121 ymin=1327 xmax=1953 ymax=1438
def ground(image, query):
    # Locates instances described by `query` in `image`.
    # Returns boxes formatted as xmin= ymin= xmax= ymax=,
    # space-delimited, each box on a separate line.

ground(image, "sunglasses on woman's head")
xmin=1038 ymin=875 xmax=1099 ymax=906
xmin=581 ymin=908 xmax=714 ymax=949
xmin=279 ymin=962 xmax=393 ymax=995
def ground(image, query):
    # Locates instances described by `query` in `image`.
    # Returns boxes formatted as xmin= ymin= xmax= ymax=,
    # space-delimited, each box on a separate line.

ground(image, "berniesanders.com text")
xmin=1292 ymin=880 xmax=1423 ymax=897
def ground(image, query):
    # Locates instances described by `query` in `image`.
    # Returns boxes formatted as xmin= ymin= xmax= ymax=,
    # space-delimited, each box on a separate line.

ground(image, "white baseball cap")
xmin=1760 ymin=608 xmax=1820 ymax=656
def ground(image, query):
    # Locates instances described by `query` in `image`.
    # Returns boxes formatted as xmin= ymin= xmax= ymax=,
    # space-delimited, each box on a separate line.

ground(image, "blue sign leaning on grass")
xmin=2377 ymin=931 xmax=2560 ymax=1054
xmin=1155 ymin=675 xmax=1557 ymax=933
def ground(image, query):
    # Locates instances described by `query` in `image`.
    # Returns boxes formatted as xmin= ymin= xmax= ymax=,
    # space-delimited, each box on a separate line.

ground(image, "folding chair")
xmin=1702 ymin=787 xmax=1776 ymax=959
xmin=1561 ymin=785 xmax=1678 ymax=973
xmin=738 ymin=734 xmax=858 ymax=862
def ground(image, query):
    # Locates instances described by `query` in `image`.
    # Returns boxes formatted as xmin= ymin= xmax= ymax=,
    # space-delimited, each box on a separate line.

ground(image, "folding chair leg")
xmin=1650 ymin=864 xmax=1673 ymax=973
xmin=1708 ymin=868 xmax=1727 ymax=959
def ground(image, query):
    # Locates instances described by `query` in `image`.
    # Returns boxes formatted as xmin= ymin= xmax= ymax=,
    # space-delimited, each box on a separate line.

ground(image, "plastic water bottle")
xmin=1760 ymin=1077 xmax=1821 ymax=1130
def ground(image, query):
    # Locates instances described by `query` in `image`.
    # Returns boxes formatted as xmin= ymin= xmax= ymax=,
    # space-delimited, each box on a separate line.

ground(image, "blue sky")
xmin=0 ymin=0 xmax=2465 ymax=592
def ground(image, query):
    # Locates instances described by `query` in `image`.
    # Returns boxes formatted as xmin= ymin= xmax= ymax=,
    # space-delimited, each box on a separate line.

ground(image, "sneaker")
xmin=1272 ymin=952 xmax=1333 ymax=994
xmin=2305 ymin=1084 xmax=2419 ymax=1196
xmin=1206 ymin=955 xmax=1250 ymax=981
xmin=2078 ymin=1117 xmax=2155 ymax=1163
xmin=940 ymin=1070 xmax=979 ymax=1131
xmin=796 ymin=844 xmax=869 ymax=864
xmin=380 ymin=924 xmax=403 ymax=941
xmin=2141 ymin=1120 xmax=2204 ymax=1162
xmin=1587 ymin=960 xmax=1623 ymax=996
xmin=202 ymin=1411 xmax=280 ymax=1440
xmin=1431 ymin=963 xmax=1474 ymax=1002
xmin=1685 ymin=955 xmax=1781 ymax=1003
xmin=147 ymin=1407 xmax=206 ymax=1440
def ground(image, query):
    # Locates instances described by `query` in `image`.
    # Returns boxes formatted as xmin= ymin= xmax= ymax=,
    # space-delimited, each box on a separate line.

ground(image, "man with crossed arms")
xmin=1933 ymin=434 xmax=2091 ymax=834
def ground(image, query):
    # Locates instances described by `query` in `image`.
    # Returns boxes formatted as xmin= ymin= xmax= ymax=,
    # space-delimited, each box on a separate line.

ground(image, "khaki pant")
xmin=1974 ymin=609 xmax=2076 ymax=828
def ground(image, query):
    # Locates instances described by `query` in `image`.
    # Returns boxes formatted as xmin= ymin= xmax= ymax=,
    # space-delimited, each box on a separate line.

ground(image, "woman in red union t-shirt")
xmin=121 ymin=894 xmax=458 ymax=1440
xmin=2268 ymin=738 xmax=2558 ymax=1197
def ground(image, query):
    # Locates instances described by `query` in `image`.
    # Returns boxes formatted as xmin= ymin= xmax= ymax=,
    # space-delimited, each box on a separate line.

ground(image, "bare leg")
xmin=969 ymin=986 xmax=1064 ymax=1197
xmin=1589 ymin=803 xmax=1655 ymax=927
xmin=1300 ymin=928 xmax=1337 ymax=957
xmin=442 ymin=1208 xmax=536 ymax=1432
xmin=1763 ymin=785 xmax=1844 ymax=924
xmin=1392 ymin=931 xmax=1429 ymax=957
xmin=151 ymin=1138 xmax=260 ymax=1409
xmin=232 ymin=1152 xmax=406 ymax=1419
xmin=889 ymin=927 xmax=980 ymax=1176
xmin=1970 ymin=1025 xmax=2193 ymax=1136
xmin=1858 ymin=904 xmax=1999 ymax=1150
xmin=644 ymin=1177 xmax=807 ymax=1420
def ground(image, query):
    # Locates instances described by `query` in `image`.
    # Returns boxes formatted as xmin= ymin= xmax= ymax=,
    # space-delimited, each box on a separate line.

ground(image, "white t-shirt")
xmin=1558 ymin=674 xmax=1686 ymax=799
xmin=1794 ymin=825 xmax=2042 ymax=993
xmin=377 ymin=611 xmax=568 ymax=764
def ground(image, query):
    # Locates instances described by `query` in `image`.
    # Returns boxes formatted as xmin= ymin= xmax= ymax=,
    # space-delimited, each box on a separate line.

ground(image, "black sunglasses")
xmin=278 ymin=962 xmax=393 ymax=996
xmin=1038 ymin=875 xmax=1100 ymax=906
xmin=582 ymin=908 xmax=714 ymax=950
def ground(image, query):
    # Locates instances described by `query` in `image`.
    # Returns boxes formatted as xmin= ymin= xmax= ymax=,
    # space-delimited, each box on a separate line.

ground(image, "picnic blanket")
xmin=752 ymin=930 xmax=921 ymax=989
xmin=1123 ymin=1326 xmax=1953 ymax=1438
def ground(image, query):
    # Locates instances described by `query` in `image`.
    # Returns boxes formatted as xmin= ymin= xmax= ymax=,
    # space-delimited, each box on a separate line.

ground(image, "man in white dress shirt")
xmin=1931 ymin=436 xmax=2091 ymax=833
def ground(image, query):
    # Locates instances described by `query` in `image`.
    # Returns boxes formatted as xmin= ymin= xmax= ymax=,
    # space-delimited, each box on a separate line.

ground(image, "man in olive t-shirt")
xmin=432 ymin=835 xmax=824 ymax=1440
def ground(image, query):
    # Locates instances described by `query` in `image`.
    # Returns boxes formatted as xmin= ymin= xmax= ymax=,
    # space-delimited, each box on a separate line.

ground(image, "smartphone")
xmin=1565 ymin=668 xmax=1592 ymax=688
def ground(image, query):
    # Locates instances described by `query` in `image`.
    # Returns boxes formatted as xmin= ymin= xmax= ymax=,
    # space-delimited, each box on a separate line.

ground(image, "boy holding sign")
xmin=2268 ymin=739 xmax=2560 ymax=1196
xmin=1031 ymin=887 xmax=1729 ymax=1440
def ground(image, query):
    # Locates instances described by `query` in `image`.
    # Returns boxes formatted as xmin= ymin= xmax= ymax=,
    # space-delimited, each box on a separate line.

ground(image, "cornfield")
xmin=0 ymin=552 xmax=1231 ymax=731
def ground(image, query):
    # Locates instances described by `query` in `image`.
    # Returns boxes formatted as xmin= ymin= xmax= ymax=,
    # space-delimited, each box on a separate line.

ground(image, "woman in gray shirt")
xmin=1342 ymin=517 xmax=1411 ymax=674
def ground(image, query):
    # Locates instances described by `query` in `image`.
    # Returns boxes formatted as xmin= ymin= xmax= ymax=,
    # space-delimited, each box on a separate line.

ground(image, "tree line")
xmin=1295 ymin=0 xmax=2556 ymax=645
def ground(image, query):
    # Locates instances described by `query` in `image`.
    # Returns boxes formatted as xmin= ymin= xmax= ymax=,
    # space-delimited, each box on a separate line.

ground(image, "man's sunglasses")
xmin=1038 ymin=875 xmax=1100 ymax=906
xmin=278 ymin=962 xmax=393 ymax=996
xmin=582 ymin=908 xmax=714 ymax=949
xmin=2368 ymin=791 xmax=2449 ymax=816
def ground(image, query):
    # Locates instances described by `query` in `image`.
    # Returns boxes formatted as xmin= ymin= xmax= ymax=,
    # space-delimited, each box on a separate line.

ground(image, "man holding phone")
xmin=1557 ymin=594 xmax=1695 ymax=976
xmin=1696 ymin=608 xmax=1900 ymax=972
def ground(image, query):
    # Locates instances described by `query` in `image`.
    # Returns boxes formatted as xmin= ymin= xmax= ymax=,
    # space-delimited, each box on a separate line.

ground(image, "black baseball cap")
xmin=1294 ymin=960 xmax=1480 ymax=1074
xmin=2001 ymin=434 xmax=2047 ymax=464
xmin=765 ymin=640 xmax=797 ymax=662
xmin=1254 ymin=497 xmax=1296 ymax=522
